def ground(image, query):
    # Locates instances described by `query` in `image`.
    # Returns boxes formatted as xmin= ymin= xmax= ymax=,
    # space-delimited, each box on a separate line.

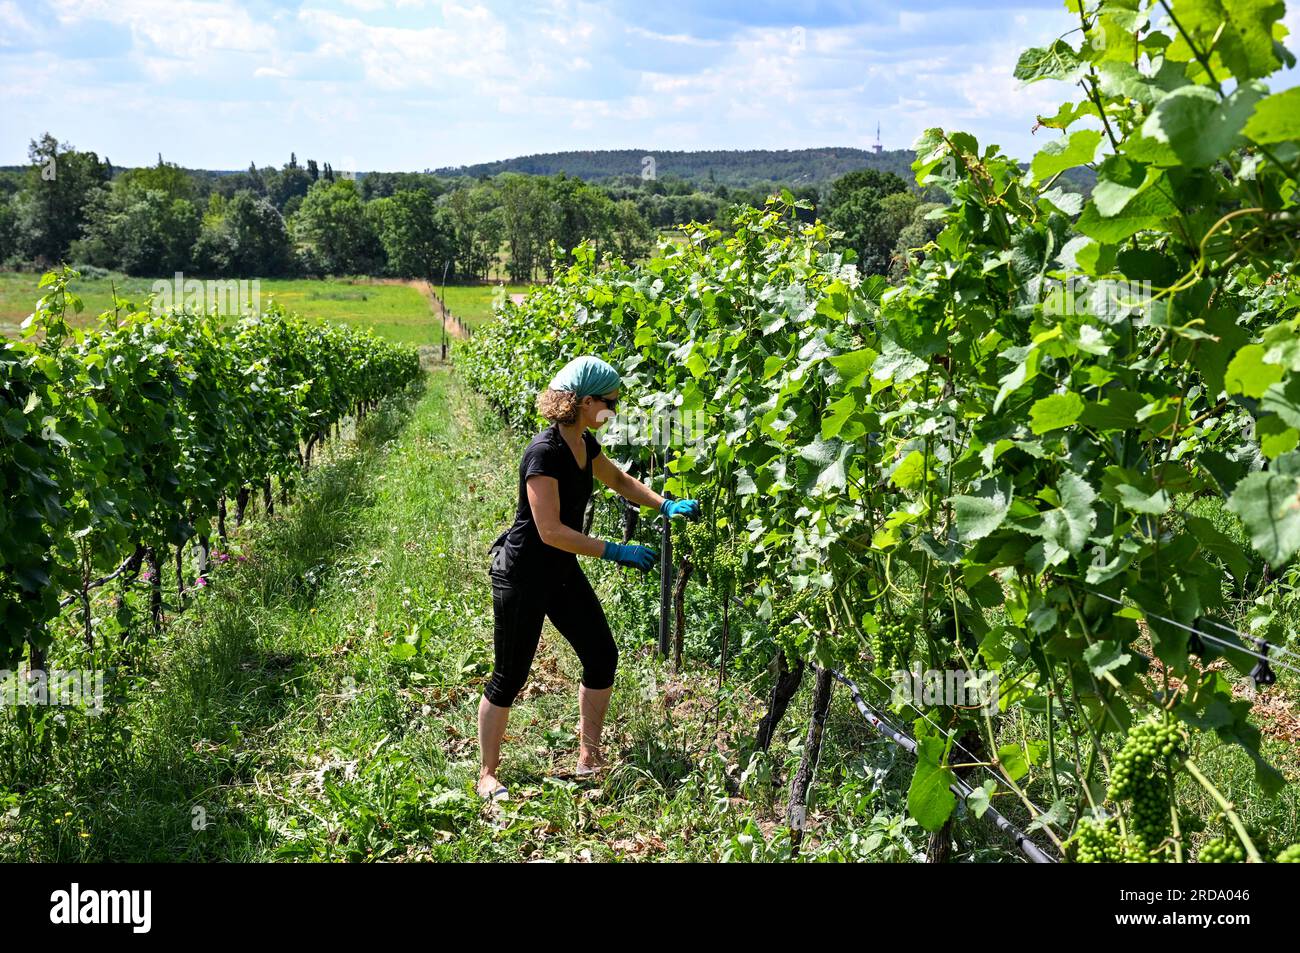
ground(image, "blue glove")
xmin=601 ymin=541 xmax=659 ymax=572
xmin=659 ymin=498 xmax=701 ymax=521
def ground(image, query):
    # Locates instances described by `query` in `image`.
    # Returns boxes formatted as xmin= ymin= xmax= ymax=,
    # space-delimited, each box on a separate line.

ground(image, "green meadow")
xmin=0 ymin=272 xmax=497 ymax=347
xmin=436 ymin=282 xmax=535 ymax=329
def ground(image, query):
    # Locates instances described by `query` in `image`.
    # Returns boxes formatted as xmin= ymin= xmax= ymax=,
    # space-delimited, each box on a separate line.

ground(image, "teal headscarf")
xmin=548 ymin=355 xmax=622 ymax=398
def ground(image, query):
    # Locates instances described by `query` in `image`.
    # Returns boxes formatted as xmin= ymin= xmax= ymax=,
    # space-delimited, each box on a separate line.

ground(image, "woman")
xmin=478 ymin=355 xmax=700 ymax=800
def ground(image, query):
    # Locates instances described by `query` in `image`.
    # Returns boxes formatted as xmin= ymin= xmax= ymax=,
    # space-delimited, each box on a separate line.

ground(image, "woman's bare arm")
xmin=592 ymin=453 xmax=665 ymax=512
xmin=526 ymin=475 xmax=607 ymax=557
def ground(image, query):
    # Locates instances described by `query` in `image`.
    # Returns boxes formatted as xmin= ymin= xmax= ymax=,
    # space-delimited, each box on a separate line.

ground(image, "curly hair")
xmin=537 ymin=388 xmax=581 ymax=424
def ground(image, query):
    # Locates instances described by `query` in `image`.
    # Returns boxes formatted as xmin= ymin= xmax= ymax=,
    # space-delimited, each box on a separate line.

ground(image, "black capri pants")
xmin=484 ymin=566 xmax=618 ymax=708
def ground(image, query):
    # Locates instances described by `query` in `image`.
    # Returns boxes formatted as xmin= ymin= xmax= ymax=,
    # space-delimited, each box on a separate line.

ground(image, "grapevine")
xmin=0 ymin=267 xmax=422 ymax=665
xmin=681 ymin=519 xmax=744 ymax=599
xmin=768 ymin=585 xmax=825 ymax=654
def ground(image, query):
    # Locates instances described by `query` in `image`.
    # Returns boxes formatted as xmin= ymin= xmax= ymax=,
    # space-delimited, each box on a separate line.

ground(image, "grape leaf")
xmin=1225 ymin=344 xmax=1285 ymax=398
xmin=1014 ymin=41 xmax=1085 ymax=82
xmin=1245 ymin=86 xmax=1300 ymax=143
xmin=908 ymin=735 xmax=958 ymax=832
xmin=1030 ymin=392 xmax=1085 ymax=434
xmin=952 ymin=477 xmax=1013 ymax=542
xmin=1031 ymin=129 xmax=1103 ymax=183
xmin=1226 ymin=471 xmax=1300 ymax=568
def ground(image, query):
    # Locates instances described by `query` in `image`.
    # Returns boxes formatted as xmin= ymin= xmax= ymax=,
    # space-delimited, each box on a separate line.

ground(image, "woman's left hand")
xmin=659 ymin=498 xmax=701 ymax=521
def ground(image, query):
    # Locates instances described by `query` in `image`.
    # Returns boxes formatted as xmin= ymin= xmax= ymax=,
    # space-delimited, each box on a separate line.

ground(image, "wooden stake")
xmin=756 ymin=648 xmax=805 ymax=752
xmin=788 ymin=665 xmax=834 ymax=858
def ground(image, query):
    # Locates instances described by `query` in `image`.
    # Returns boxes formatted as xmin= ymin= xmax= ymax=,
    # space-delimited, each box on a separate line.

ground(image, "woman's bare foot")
xmin=477 ymin=770 xmax=506 ymax=798
xmin=576 ymin=748 xmax=607 ymax=773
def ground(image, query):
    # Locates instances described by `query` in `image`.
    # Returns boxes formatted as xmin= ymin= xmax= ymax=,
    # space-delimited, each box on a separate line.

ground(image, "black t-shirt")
xmin=489 ymin=424 xmax=602 ymax=581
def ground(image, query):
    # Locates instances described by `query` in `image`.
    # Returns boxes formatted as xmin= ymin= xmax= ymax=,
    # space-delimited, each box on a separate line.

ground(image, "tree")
xmin=245 ymin=161 xmax=266 ymax=194
xmin=74 ymin=186 xmax=200 ymax=275
xmin=271 ymin=156 xmax=313 ymax=211
xmin=496 ymin=174 xmax=553 ymax=282
xmin=369 ymin=190 xmax=455 ymax=279
xmin=361 ymin=171 xmax=447 ymax=201
xmin=14 ymin=133 xmax=111 ymax=264
xmin=71 ymin=156 xmax=203 ymax=273
xmin=211 ymin=166 xmax=265 ymax=200
xmin=0 ymin=196 xmax=16 ymax=263
xmin=548 ymin=175 xmax=613 ymax=269
xmin=609 ymin=199 xmax=655 ymax=262
xmin=117 ymin=156 xmax=194 ymax=202
xmin=889 ymin=201 xmax=945 ymax=282
xmin=117 ymin=192 xmax=201 ymax=276
xmin=822 ymin=168 xmax=912 ymax=276
xmin=445 ymin=183 xmax=504 ymax=280
xmin=291 ymin=178 xmax=379 ymax=275
xmin=194 ymin=190 xmax=291 ymax=276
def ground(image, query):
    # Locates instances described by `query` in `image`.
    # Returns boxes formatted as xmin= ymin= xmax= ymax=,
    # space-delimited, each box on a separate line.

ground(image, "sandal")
xmin=478 ymin=783 xmax=509 ymax=801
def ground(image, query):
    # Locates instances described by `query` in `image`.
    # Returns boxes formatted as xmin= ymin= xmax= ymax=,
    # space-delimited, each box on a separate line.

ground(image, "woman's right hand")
xmin=601 ymin=541 xmax=659 ymax=572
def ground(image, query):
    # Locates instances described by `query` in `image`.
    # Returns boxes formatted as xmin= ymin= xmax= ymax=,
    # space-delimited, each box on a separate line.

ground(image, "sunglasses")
xmin=593 ymin=395 xmax=618 ymax=412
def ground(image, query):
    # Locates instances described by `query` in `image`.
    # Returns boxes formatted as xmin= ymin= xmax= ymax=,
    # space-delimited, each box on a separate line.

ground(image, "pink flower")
xmin=196 ymin=576 xmax=208 ymax=588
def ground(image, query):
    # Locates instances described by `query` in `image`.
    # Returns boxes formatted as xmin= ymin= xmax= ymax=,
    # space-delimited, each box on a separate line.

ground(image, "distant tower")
xmin=873 ymin=123 xmax=883 ymax=155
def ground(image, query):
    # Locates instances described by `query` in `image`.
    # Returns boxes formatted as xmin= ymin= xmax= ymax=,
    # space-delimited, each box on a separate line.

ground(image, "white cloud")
xmin=0 ymin=0 xmax=38 ymax=46
xmin=295 ymin=4 xmax=511 ymax=91
xmin=898 ymin=11 xmax=928 ymax=34
xmin=50 ymin=0 xmax=274 ymax=54
xmin=624 ymin=25 xmax=723 ymax=48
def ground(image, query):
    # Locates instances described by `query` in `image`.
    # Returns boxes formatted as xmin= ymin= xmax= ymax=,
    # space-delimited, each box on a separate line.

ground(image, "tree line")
xmin=0 ymin=133 xmax=953 ymax=283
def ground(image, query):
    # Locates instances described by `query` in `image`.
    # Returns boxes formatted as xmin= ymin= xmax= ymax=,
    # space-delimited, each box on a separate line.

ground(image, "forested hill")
xmin=435 ymin=147 xmax=919 ymax=187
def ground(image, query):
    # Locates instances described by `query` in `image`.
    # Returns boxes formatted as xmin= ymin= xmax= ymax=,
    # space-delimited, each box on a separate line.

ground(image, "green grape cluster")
xmin=1128 ymin=788 xmax=1170 ymax=853
xmin=1197 ymin=837 xmax=1245 ymax=863
xmin=1072 ymin=817 xmax=1147 ymax=863
xmin=1275 ymin=843 xmax=1300 ymax=863
xmin=1107 ymin=719 xmax=1186 ymax=799
xmin=711 ymin=541 xmax=742 ymax=590
xmin=682 ymin=521 xmax=742 ymax=591
xmin=870 ymin=617 xmax=914 ymax=672
xmin=769 ymin=585 xmax=823 ymax=649
xmin=681 ymin=520 xmax=714 ymax=559
xmin=1105 ymin=718 xmax=1187 ymax=854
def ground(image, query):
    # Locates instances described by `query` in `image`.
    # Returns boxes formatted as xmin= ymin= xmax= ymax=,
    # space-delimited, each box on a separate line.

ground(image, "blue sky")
xmin=1 ymin=0 xmax=1297 ymax=171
